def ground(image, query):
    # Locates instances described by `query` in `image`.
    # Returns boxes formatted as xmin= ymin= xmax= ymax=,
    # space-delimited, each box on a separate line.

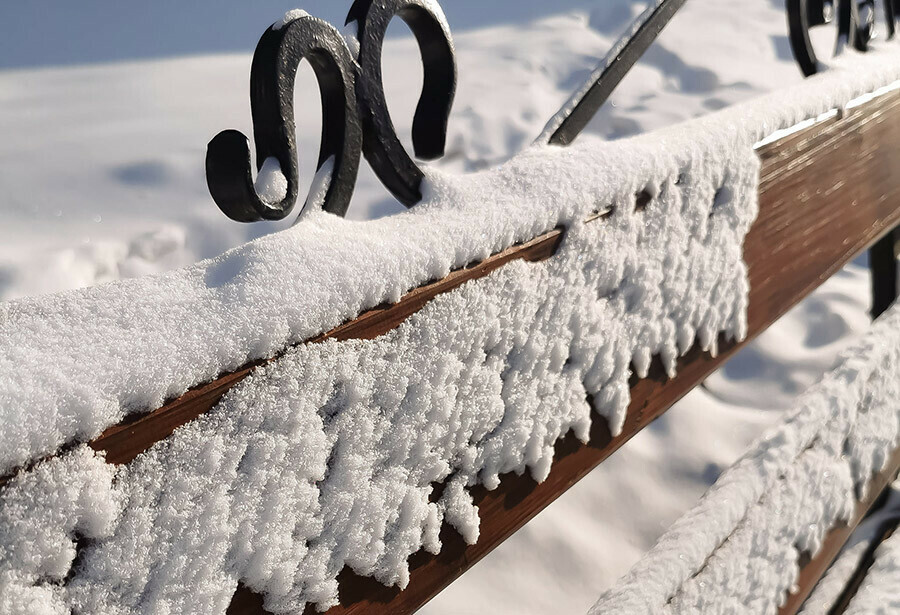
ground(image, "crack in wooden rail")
xmin=2 ymin=87 xmax=900 ymax=615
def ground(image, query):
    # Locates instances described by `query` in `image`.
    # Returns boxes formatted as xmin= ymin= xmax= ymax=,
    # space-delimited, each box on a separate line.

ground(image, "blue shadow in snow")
xmin=0 ymin=0 xmax=606 ymax=70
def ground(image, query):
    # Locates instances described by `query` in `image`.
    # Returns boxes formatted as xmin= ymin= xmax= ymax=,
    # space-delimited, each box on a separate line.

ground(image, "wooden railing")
xmin=4 ymin=87 xmax=900 ymax=615
xmin=827 ymin=510 xmax=900 ymax=614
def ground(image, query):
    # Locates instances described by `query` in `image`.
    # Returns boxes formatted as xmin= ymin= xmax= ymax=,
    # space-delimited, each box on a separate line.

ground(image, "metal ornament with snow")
xmin=205 ymin=0 xmax=686 ymax=221
xmin=205 ymin=0 xmax=457 ymax=221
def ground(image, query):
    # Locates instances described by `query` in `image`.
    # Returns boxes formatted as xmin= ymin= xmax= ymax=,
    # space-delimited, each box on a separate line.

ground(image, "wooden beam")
xmin=3 ymin=88 xmax=900 ymax=615
xmin=828 ymin=506 xmax=900 ymax=614
xmin=229 ymin=89 xmax=900 ymax=613
xmin=85 ymin=231 xmax=564 ymax=467
xmin=779 ymin=447 xmax=900 ymax=615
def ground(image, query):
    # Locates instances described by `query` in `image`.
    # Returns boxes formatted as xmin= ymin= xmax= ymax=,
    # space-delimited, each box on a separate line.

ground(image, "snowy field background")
xmin=0 ymin=0 xmax=886 ymax=613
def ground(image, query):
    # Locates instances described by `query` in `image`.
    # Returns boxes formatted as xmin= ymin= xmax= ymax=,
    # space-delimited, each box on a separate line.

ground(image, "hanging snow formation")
xmin=589 ymin=303 xmax=900 ymax=615
xmin=841 ymin=526 xmax=900 ymax=615
xmin=0 ymin=125 xmax=758 ymax=613
xmin=798 ymin=484 xmax=900 ymax=614
xmin=1 ymin=44 xmax=900 ymax=615
xmin=1 ymin=47 xmax=900 ymax=479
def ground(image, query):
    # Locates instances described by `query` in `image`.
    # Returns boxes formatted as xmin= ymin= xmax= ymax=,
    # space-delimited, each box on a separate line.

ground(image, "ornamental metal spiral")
xmin=206 ymin=0 xmax=687 ymax=222
xmin=788 ymin=0 xmax=900 ymax=77
xmin=206 ymin=0 xmax=456 ymax=222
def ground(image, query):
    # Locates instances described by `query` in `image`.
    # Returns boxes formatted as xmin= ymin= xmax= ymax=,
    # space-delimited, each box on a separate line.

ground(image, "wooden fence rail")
xmin=4 ymin=88 xmax=900 ymax=615
xmin=237 ymin=87 xmax=900 ymax=615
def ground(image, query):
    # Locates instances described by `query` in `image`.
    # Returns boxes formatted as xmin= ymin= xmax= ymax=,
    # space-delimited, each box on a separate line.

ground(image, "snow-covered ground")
xmin=0 ymin=0 xmax=887 ymax=613
xmin=0 ymin=0 xmax=804 ymax=300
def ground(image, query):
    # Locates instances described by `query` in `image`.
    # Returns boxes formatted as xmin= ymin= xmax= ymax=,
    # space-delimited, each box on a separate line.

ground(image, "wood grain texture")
xmin=3 ymin=89 xmax=900 ymax=615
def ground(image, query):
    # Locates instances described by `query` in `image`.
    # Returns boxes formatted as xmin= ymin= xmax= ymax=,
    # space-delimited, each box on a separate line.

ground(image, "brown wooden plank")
xmin=88 ymin=230 xmax=564 ymax=467
xmin=2 ymin=85 xmax=900 ymax=615
xmin=228 ymin=89 xmax=900 ymax=614
xmin=779 ymin=447 xmax=900 ymax=615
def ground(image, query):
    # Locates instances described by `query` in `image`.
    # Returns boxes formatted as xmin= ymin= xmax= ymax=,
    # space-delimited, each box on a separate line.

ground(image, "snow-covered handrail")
xmin=4 ymin=47 xmax=900 ymax=615
xmin=589 ymin=302 xmax=900 ymax=615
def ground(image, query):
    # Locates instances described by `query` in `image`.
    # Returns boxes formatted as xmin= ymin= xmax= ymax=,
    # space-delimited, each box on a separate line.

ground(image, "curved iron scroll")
xmin=206 ymin=0 xmax=456 ymax=222
xmin=788 ymin=0 xmax=899 ymax=77
xmin=207 ymin=18 xmax=361 ymax=221
xmin=207 ymin=0 xmax=687 ymax=222
xmin=348 ymin=0 xmax=456 ymax=206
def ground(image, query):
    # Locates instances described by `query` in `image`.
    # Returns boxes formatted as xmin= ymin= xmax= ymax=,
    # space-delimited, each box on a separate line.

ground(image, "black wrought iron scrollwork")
xmin=788 ymin=0 xmax=900 ymax=77
xmin=207 ymin=16 xmax=362 ymax=221
xmin=207 ymin=0 xmax=687 ymax=222
xmin=206 ymin=0 xmax=456 ymax=222
xmin=348 ymin=0 xmax=456 ymax=206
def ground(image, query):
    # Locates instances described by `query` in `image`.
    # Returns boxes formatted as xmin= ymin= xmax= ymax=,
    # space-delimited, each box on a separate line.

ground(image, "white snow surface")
xmin=589 ymin=303 xmax=900 ymax=615
xmin=255 ymin=157 xmax=289 ymax=206
xmin=2 ymin=43 xmax=900 ymax=479
xmin=0 ymin=448 xmax=119 ymax=615
xmin=273 ymin=9 xmax=310 ymax=31
xmin=799 ymin=484 xmax=900 ymax=614
xmin=842 ymin=524 xmax=900 ymax=615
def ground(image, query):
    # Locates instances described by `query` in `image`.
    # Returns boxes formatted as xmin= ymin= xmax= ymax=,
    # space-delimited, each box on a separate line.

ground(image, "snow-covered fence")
xmin=1 ymin=69 xmax=899 ymax=615
xmin=4 ymin=29 xmax=900 ymax=615
xmin=294 ymin=79 xmax=900 ymax=615
xmin=222 ymin=77 xmax=900 ymax=615
xmin=590 ymin=301 xmax=900 ymax=614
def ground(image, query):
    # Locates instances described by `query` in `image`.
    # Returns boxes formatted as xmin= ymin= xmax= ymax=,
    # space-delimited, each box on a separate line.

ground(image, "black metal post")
xmin=870 ymin=226 xmax=899 ymax=319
